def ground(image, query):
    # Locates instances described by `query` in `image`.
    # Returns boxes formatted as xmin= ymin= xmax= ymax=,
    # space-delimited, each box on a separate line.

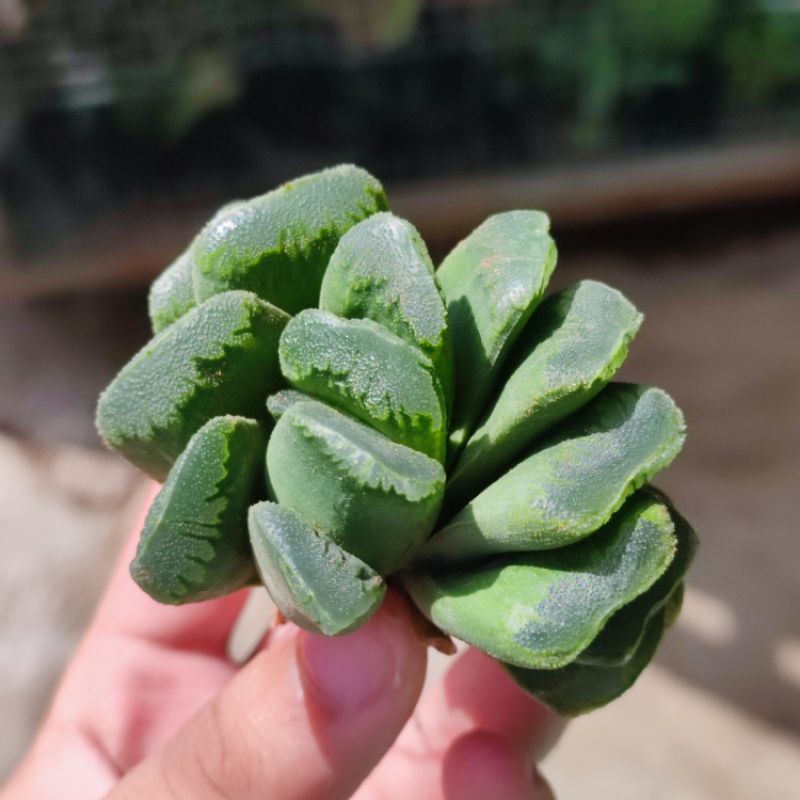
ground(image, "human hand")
xmin=4 ymin=485 xmax=561 ymax=799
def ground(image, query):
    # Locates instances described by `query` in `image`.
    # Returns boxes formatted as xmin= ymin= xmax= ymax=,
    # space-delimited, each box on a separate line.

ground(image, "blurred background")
xmin=1 ymin=1 xmax=799 ymax=796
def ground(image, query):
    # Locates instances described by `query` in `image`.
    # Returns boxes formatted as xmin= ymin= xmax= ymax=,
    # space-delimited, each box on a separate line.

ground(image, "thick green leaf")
xmin=446 ymin=280 xmax=642 ymax=509
xmin=436 ymin=211 xmax=557 ymax=458
xmin=576 ymin=494 xmax=697 ymax=666
xmin=403 ymin=488 xmax=677 ymax=669
xmin=192 ymin=165 xmax=387 ymax=314
xmin=279 ymin=309 xmax=447 ymax=462
xmin=148 ymin=201 xmax=244 ymax=334
xmin=319 ymin=212 xmax=453 ymax=406
xmin=421 ymin=383 xmax=685 ymax=564
xmin=663 ymin=581 xmax=685 ymax=629
xmin=266 ymin=388 xmax=312 ymax=422
xmin=148 ymin=251 xmax=197 ymax=334
xmin=130 ymin=416 xmax=266 ymax=604
xmin=505 ymin=606 xmax=669 ymax=716
xmin=97 ymin=290 xmax=288 ymax=480
xmin=267 ymin=399 xmax=445 ymax=574
xmin=249 ymin=501 xmax=385 ymax=635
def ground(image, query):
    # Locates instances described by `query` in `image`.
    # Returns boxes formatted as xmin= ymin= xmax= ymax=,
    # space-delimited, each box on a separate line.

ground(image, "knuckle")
xmin=180 ymin=697 xmax=256 ymax=800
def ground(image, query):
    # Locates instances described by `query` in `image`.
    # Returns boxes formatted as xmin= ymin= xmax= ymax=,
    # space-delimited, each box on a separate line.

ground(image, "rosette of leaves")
xmin=96 ymin=164 xmax=698 ymax=716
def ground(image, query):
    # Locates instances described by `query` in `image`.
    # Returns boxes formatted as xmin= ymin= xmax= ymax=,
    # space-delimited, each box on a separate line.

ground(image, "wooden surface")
xmin=2 ymin=138 xmax=800 ymax=302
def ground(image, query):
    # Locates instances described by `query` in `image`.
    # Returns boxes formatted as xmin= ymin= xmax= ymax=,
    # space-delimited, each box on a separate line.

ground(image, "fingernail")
xmin=297 ymin=609 xmax=398 ymax=716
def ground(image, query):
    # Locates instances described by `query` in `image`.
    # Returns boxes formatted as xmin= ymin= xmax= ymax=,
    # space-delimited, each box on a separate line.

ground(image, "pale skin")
xmin=4 ymin=485 xmax=562 ymax=799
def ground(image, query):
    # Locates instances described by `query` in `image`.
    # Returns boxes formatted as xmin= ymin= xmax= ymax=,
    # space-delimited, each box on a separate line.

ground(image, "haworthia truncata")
xmin=130 ymin=416 xmax=266 ymax=604
xmin=404 ymin=488 xmax=677 ymax=669
xmin=249 ymin=501 xmax=386 ymax=635
xmin=267 ymin=400 xmax=445 ymax=574
xmin=320 ymin=212 xmax=454 ymax=406
xmin=436 ymin=211 xmax=557 ymax=459
xmin=505 ymin=606 xmax=670 ymax=716
xmin=192 ymin=165 xmax=387 ymax=314
xmin=446 ymin=280 xmax=643 ymax=508
xmin=96 ymin=290 xmax=288 ymax=480
xmin=148 ymin=201 xmax=245 ymax=334
xmin=576 ymin=494 xmax=697 ymax=666
xmin=421 ymin=383 xmax=685 ymax=564
xmin=279 ymin=309 xmax=447 ymax=462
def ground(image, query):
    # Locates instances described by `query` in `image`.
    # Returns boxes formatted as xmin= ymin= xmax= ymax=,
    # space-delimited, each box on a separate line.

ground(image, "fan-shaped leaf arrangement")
xmin=97 ymin=165 xmax=697 ymax=716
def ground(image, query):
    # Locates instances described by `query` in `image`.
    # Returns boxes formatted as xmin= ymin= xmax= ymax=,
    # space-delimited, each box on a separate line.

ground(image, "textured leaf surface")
xmin=148 ymin=201 xmax=244 ymax=334
xmin=446 ymin=280 xmax=642 ymax=508
xmin=505 ymin=606 xmax=669 ymax=716
xmin=249 ymin=501 xmax=385 ymax=635
xmin=576 ymin=495 xmax=697 ymax=666
xmin=663 ymin=582 xmax=685 ymax=629
xmin=421 ymin=383 xmax=685 ymax=564
xmin=279 ymin=309 xmax=447 ymax=462
xmin=192 ymin=165 xmax=387 ymax=314
xmin=96 ymin=290 xmax=288 ymax=480
xmin=320 ymin=212 xmax=453 ymax=405
xmin=436 ymin=211 xmax=557 ymax=457
xmin=267 ymin=399 xmax=445 ymax=574
xmin=404 ymin=489 xmax=677 ymax=669
xmin=130 ymin=416 xmax=266 ymax=604
xmin=148 ymin=251 xmax=197 ymax=334
xmin=266 ymin=388 xmax=311 ymax=422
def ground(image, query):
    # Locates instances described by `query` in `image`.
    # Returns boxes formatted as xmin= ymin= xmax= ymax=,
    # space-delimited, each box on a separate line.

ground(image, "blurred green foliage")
xmin=4 ymin=0 xmax=799 ymax=147
xmin=486 ymin=0 xmax=800 ymax=149
xmin=3 ymin=0 xmax=800 ymax=256
xmin=722 ymin=5 xmax=800 ymax=107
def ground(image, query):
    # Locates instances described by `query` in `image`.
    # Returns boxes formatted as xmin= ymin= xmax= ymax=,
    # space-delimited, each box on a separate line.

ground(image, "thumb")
xmin=109 ymin=591 xmax=427 ymax=800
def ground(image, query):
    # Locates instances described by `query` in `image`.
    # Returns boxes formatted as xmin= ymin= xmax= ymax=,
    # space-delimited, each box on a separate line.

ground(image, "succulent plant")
xmin=97 ymin=164 xmax=697 ymax=716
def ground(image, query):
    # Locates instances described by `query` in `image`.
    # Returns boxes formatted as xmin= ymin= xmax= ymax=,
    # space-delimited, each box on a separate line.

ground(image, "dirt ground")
xmin=1 ymin=208 xmax=798 ymax=795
